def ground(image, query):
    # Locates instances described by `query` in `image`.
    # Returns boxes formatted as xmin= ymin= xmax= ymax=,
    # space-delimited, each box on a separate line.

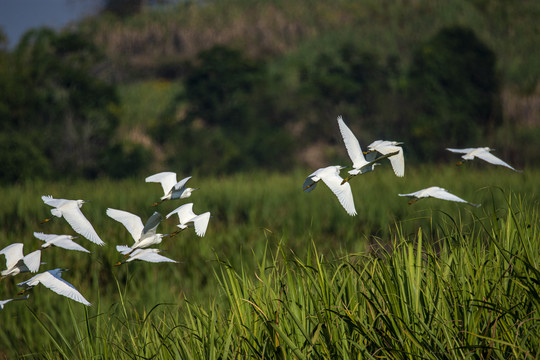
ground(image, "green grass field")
xmin=0 ymin=165 xmax=538 ymax=358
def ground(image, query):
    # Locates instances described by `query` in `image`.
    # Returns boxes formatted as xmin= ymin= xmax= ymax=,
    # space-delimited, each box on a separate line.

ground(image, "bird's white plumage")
xmin=145 ymin=172 xmax=178 ymax=196
xmin=33 ymin=232 xmax=90 ymax=253
xmin=367 ymin=140 xmax=405 ymax=177
xmin=337 ymin=116 xmax=399 ymax=176
xmin=166 ymin=203 xmax=211 ymax=237
xmin=146 ymin=172 xmax=196 ymax=201
xmin=0 ymin=243 xmax=41 ymax=277
xmin=0 ymin=295 xmax=29 ymax=310
xmin=399 ymin=186 xmax=480 ymax=207
xmin=447 ymin=147 xmax=521 ymax=172
xmin=303 ymin=166 xmax=357 ymax=216
xmin=125 ymin=249 xmax=178 ymax=264
xmin=108 ymin=208 xmax=166 ymax=250
xmin=41 ymin=196 xmax=104 ymax=245
xmin=17 ymin=269 xmax=90 ymax=306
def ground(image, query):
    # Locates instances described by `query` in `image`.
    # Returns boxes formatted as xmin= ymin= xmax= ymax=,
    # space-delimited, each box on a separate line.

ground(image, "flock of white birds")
xmin=303 ymin=116 xmax=521 ymax=216
xmin=1 ymin=116 xmax=521 ymax=310
xmin=0 ymin=172 xmax=210 ymax=309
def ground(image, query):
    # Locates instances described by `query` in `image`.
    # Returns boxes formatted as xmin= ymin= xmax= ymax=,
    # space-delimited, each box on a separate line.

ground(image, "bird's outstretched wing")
xmin=431 ymin=188 xmax=481 ymax=207
xmin=107 ymin=208 xmax=144 ymax=242
xmin=337 ymin=116 xmax=365 ymax=169
xmin=129 ymin=250 xmax=177 ymax=264
xmin=33 ymin=232 xmax=59 ymax=242
xmin=0 ymin=243 xmax=24 ymax=269
xmin=53 ymin=237 xmax=90 ymax=253
xmin=63 ymin=202 xmax=104 ymax=245
xmin=166 ymin=203 xmax=196 ymax=223
xmin=474 ymin=151 xmax=521 ymax=172
xmin=38 ymin=271 xmax=91 ymax=306
xmin=373 ymin=146 xmax=404 ymax=177
xmin=446 ymin=148 xmax=476 ymax=154
xmin=145 ymin=172 xmax=177 ymax=195
xmin=22 ymin=250 xmax=41 ymax=273
xmin=142 ymin=212 xmax=163 ymax=237
xmin=320 ymin=172 xmax=357 ymax=216
xmin=173 ymin=176 xmax=192 ymax=191
xmin=192 ymin=212 xmax=211 ymax=237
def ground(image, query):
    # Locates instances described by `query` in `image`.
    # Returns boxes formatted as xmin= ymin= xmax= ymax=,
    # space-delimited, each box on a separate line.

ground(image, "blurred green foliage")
xmin=0 ymin=28 xmax=150 ymax=183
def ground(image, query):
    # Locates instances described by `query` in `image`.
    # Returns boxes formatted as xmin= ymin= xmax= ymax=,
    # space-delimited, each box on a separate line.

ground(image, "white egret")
xmin=0 ymin=243 xmax=41 ymax=279
xmin=166 ymin=203 xmax=211 ymax=237
xmin=17 ymin=268 xmax=90 ymax=306
xmin=145 ymin=172 xmax=199 ymax=206
xmin=446 ymin=147 xmax=522 ymax=172
xmin=41 ymin=195 xmax=104 ymax=246
xmin=303 ymin=165 xmax=357 ymax=216
xmin=0 ymin=295 xmax=29 ymax=310
xmin=337 ymin=116 xmax=399 ymax=183
xmin=399 ymin=186 xmax=480 ymax=207
xmin=366 ymin=140 xmax=405 ymax=177
xmin=114 ymin=248 xmax=178 ymax=265
xmin=107 ymin=208 xmax=168 ymax=255
xmin=33 ymin=232 xmax=90 ymax=253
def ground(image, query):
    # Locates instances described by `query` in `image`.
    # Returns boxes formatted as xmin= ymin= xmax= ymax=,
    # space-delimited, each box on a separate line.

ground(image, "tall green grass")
xmin=0 ymin=167 xmax=538 ymax=357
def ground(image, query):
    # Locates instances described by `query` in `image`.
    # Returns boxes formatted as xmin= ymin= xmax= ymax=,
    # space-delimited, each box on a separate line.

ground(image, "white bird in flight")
xmin=107 ymin=208 xmax=168 ymax=255
xmin=166 ymin=203 xmax=211 ymax=237
xmin=303 ymin=165 xmax=357 ymax=216
xmin=337 ymin=116 xmax=399 ymax=183
xmin=366 ymin=140 xmax=405 ymax=177
xmin=41 ymin=195 xmax=104 ymax=246
xmin=114 ymin=247 xmax=178 ymax=265
xmin=0 ymin=243 xmax=41 ymax=279
xmin=446 ymin=147 xmax=522 ymax=172
xmin=399 ymin=186 xmax=480 ymax=207
xmin=0 ymin=295 xmax=29 ymax=310
xmin=17 ymin=268 xmax=91 ymax=306
xmin=145 ymin=172 xmax=199 ymax=206
xmin=33 ymin=232 xmax=90 ymax=253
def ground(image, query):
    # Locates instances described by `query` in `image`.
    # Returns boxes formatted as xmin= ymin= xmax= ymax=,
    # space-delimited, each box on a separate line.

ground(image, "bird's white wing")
xmin=446 ymin=148 xmax=476 ymax=154
xmin=173 ymin=176 xmax=192 ymax=191
xmin=0 ymin=243 xmax=24 ymax=269
xmin=398 ymin=189 xmax=424 ymax=198
xmin=166 ymin=203 xmax=196 ymax=224
xmin=116 ymin=245 xmax=132 ymax=255
xmin=33 ymin=232 xmax=61 ymax=243
xmin=41 ymin=195 xmax=69 ymax=208
xmin=337 ymin=116 xmax=365 ymax=169
xmin=62 ymin=202 xmax=104 ymax=245
xmin=130 ymin=251 xmax=178 ymax=263
xmin=375 ymin=146 xmax=404 ymax=177
xmin=192 ymin=212 xmax=211 ymax=237
xmin=38 ymin=272 xmax=91 ymax=306
xmin=0 ymin=295 xmax=29 ymax=309
xmin=431 ymin=188 xmax=480 ymax=207
xmin=320 ymin=171 xmax=357 ymax=216
xmin=145 ymin=172 xmax=177 ymax=195
xmin=22 ymin=250 xmax=41 ymax=273
xmin=52 ymin=238 xmax=90 ymax=253
xmin=106 ymin=208 xmax=144 ymax=242
xmin=474 ymin=151 xmax=521 ymax=172
xmin=141 ymin=212 xmax=163 ymax=236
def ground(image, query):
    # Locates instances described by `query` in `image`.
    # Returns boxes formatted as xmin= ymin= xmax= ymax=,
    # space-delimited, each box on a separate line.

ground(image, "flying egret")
xmin=446 ymin=147 xmax=522 ymax=172
xmin=41 ymin=195 xmax=104 ymax=246
xmin=166 ymin=203 xmax=211 ymax=237
xmin=17 ymin=268 xmax=90 ymax=306
xmin=398 ymin=186 xmax=480 ymax=207
xmin=0 ymin=243 xmax=41 ymax=279
xmin=0 ymin=295 xmax=29 ymax=310
xmin=107 ymin=208 xmax=168 ymax=256
xmin=366 ymin=140 xmax=405 ymax=177
xmin=145 ymin=172 xmax=199 ymax=206
xmin=337 ymin=116 xmax=399 ymax=183
xmin=303 ymin=165 xmax=357 ymax=216
xmin=33 ymin=232 xmax=90 ymax=253
xmin=114 ymin=248 xmax=178 ymax=265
